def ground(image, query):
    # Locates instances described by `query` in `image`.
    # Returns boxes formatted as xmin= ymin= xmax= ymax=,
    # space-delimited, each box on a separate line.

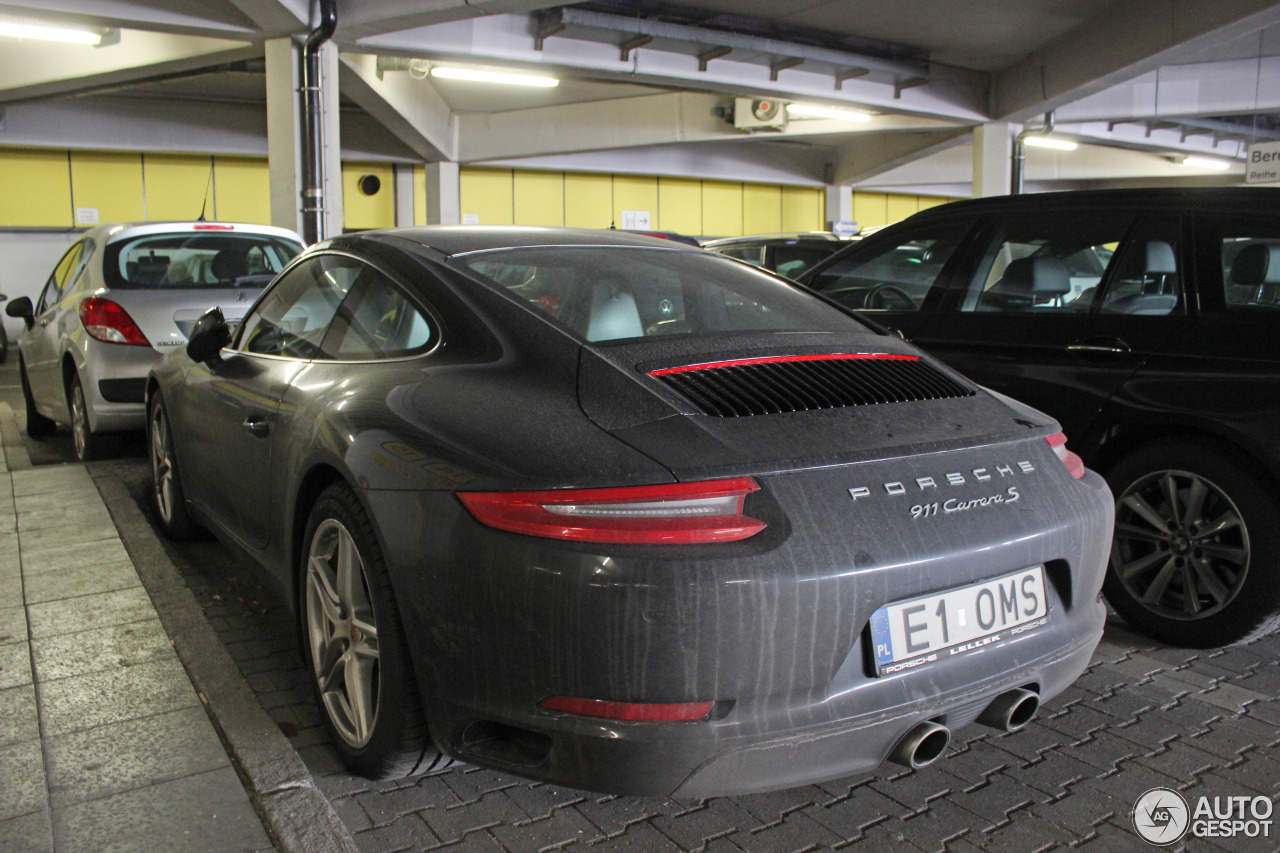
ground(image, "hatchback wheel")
xmin=68 ymin=373 xmax=111 ymax=461
xmin=20 ymin=358 xmax=55 ymax=438
xmin=301 ymin=484 xmax=445 ymax=779
xmin=149 ymin=395 xmax=195 ymax=539
xmin=1104 ymin=440 xmax=1280 ymax=647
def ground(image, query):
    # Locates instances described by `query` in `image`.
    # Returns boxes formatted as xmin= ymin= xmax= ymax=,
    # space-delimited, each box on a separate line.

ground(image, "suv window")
xmin=806 ymin=223 xmax=970 ymax=312
xmin=1098 ymin=218 xmax=1182 ymax=316
xmin=1213 ymin=216 xmax=1280 ymax=313
xmin=961 ymin=214 xmax=1129 ymax=313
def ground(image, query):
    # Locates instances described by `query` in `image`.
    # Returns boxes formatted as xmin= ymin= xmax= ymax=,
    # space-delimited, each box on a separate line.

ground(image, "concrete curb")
xmin=91 ymin=469 xmax=361 ymax=853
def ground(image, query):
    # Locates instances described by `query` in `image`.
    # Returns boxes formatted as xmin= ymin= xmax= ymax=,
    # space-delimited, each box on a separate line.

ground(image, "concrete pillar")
xmin=972 ymin=122 xmax=1014 ymax=197
xmin=265 ymin=38 xmax=303 ymax=235
xmin=424 ymin=162 xmax=460 ymax=225
xmin=393 ymin=164 xmax=415 ymax=226
xmin=824 ymin=185 xmax=853 ymax=234
xmin=266 ymin=38 xmax=343 ymax=240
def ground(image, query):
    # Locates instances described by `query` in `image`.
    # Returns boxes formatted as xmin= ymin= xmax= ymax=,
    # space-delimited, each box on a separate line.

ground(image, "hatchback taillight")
xmin=79 ymin=298 xmax=150 ymax=346
xmin=1046 ymin=432 xmax=1085 ymax=479
xmin=457 ymin=478 xmax=766 ymax=544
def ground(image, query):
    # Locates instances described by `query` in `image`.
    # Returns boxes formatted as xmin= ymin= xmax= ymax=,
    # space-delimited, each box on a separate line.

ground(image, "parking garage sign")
xmin=1246 ymin=141 xmax=1280 ymax=183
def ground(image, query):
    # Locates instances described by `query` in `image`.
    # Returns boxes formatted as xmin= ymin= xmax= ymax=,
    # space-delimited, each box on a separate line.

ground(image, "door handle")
xmin=242 ymin=416 xmax=270 ymax=438
xmin=1067 ymin=339 xmax=1130 ymax=355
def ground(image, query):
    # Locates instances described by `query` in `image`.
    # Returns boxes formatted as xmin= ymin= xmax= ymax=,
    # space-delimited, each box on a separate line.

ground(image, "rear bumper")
xmin=369 ymin=443 xmax=1113 ymax=796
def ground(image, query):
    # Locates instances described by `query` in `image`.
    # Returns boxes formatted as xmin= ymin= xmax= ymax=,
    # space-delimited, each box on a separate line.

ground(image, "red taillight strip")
xmin=648 ymin=353 xmax=919 ymax=376
xmin=193 ymin=223 xmax=235 ymax=230
xmin=538 ymin=696 xmax=715 ymax=722
xmin=457 ymin=477 xmax=765 ymax=544
xmin=1046 ymin=432 xmax=1086 ymax=479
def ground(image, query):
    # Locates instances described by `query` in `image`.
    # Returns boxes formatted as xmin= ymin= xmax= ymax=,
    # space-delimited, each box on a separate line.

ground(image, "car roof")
xmin=900 ymin=186 xmax=1280 ymax=220
xmin=703 ymin=232 xmax=841 ymax=248
xmin=371 ymin=225 xmax=703 ymax=257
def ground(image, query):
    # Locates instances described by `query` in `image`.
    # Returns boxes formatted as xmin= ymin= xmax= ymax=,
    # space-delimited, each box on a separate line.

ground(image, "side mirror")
xmin=5 ymin=296 xmax=34 ymax=329
xmin=186 ymin=307 xmax=232 ymax=364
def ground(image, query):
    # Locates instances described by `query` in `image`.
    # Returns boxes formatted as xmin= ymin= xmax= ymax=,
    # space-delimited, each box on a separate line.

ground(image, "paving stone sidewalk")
xmin=98 ymin=461 xmax=1280 ymax=853
xmin=0 ymin=462 xmax=274 ymax=852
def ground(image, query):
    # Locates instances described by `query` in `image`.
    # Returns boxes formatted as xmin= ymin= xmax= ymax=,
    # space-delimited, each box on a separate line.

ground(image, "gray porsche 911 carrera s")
xmin=147 ymin=226 xmax=1113 ymax=797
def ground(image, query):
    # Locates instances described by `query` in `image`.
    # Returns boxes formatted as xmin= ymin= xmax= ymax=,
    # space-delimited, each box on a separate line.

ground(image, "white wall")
xmin=0 ymin=231 xmax=79 ymax=341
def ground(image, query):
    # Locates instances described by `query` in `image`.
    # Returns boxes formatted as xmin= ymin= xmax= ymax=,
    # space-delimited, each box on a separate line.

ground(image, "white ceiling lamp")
xmin=1179 ymin=155 xmax=1232 ymax=171
xmin=1022 ymin=135 xmax=1078 ymax=151
xmin=430 ymin=65 xmax=559 ymax=88
xmin=0 ymin=21 xmax=107 ymax=45
xmin=786 ymin=103 xmax=872 ymax=122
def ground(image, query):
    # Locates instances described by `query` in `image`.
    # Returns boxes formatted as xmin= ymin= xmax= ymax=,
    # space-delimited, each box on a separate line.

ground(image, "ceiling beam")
xmin=827 ymin=129 xmax=972 ymax=186
xmin=0 ymin=0 xmax=269 ymax=38
xmin=993 ymin=0 xmax=1280 ymax=123
xmin=335 ymin=0 xmax=561 ymax=41
xmin=338 ymin=52 xmax=456 ymax=162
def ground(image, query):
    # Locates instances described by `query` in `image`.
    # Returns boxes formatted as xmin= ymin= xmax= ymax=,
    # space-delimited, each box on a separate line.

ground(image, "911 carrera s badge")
xmin=848 ymin=460 xmax=1034 ymax=519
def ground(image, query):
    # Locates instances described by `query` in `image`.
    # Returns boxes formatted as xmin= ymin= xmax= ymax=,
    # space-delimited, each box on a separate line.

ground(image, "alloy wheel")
xmin=71 ymin=382 xmax=88 ymax=459
xmin=149 ymin=405 xmax=174 ymax=524
xmin=306 ymin=518 xmax=380 ymax=748
xmin=1111 ymin=469 xmax=1250 ymax=621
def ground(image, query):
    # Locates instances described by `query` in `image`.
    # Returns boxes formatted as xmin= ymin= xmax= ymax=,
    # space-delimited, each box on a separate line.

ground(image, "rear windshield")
xmin=456 ymin=246 xmax=871 ymax=342
xmin=103 ymin=232 xmax=303 ymax=290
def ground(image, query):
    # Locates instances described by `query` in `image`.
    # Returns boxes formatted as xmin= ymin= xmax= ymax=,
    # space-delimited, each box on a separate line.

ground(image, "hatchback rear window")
xmin=103 ymin=232 xmax=303 ymax=290
xmin=457 ymin=246 xmax=873 ymax=342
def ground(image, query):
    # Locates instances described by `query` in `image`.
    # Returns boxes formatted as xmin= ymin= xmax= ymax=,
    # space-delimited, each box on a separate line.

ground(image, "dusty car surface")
xmin=800 ymin=187 xmax=1280 ymax=647
xmin=7 ymin=221 xmax=304 ymax=460
xmin=148 ymin=226 xmax=1112 ymax=796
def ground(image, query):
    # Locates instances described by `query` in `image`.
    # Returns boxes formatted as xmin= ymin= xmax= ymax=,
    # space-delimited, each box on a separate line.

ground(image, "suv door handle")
xmin=242 ymin=416 xmax=270 ymax=438
xmin=1067 ymin=338 xmax=1130 ymax=355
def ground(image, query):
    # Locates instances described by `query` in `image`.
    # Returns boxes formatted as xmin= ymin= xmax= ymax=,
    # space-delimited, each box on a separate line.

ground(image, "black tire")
xmin=300 ymin=484 xmax=446 ymax=779
xmin=20 ymin=358 xmax=56 ymax=438
xmin=68 ymin=373 xmax=114 ymax=461
xmin=148 ymin=395 xmax=196 ymax=540
xmin=1103 ymin=439 xmax=1280 ymax=647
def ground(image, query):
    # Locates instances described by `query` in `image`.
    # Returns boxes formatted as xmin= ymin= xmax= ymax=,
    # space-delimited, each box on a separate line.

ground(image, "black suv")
xmin=800 ymin=187 xmax=1280 ymax=647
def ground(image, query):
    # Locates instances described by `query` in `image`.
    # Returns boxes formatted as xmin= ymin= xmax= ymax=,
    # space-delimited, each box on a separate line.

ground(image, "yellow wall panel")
xmin=212 ymin=157 xmax=270 ymax=224
xmin=612 ymin=175 xmax=658 ymax=229
xmin=0 ymin=148 xmax=71 ymax=227
xmin=852 ymin=192 xmax=888 ymax=229
xmin=781 ymin=186 xmax=823 ymax=233
xmin=460 ymin=168 xmax=513 ymax=225
xmin=343 ymin=162 xmax=395 ymax=231
xmin=71 ymin=151 xmax=143 ymax=225
xmin=886 ymin=194 xmax=919 ymax=225
xmin=702 ymin=181 xmax=742 ymax=237
xmin=916 ymin=195 xmax=951 ymax=213
xmin=513 ymin=170 xmax=564 ymax=226
xmin=414 ymin=166 xmax=427 ymax=226
xmin=564 ymin=173 xmax=612 ymax=229
xmin=743 ymin=184 xmax=782 ymax=235
xmin=657 ymin=177 xmax=701 ymax=235
xmin=144 ymin=154 xmax=213 ymax=222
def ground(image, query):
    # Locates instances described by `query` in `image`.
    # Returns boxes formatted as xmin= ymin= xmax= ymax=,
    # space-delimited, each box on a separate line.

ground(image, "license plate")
xmin=869 ymin=566 xmax=1048 ymax=676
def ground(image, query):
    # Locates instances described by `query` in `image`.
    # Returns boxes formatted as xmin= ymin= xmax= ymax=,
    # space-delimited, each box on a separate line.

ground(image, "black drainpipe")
xmin=301 ymin=0 xmax=337 ymax=244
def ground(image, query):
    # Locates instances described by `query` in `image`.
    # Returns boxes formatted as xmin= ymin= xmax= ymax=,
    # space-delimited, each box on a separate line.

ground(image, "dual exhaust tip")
xmin=888 ymin=687 xmax=1039 ymax=770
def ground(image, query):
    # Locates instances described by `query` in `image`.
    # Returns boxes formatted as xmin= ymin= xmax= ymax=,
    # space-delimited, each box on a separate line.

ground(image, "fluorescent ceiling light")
xmin=1180 ymin=156 xmax=1231 ymax=171
xmin=1023 ymin=135 xmax=1077 ymax=151
xmin=430 ymin=66 xmax=558 ymax=88
xmin=0 ymin=21 xmax=103 ymax=44
xmin=786 ymin=103 xmax=872 ymax=122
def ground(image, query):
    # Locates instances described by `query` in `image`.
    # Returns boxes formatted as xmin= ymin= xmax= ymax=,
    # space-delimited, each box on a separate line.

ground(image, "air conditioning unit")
xmin=734 ymin=97 xmax=788 ymax=132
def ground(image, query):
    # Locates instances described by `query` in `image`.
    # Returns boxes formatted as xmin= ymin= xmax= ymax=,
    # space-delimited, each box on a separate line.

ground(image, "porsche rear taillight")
xmin=1046 ymin=432 xmax=1085 ymax=479
xmin=457 ymin=478 xmax=765 ymax=544
xmin=79 ymin=298 xmax=150 ymax=346
xmin=538 ymin=696 xmax=715 ymax=722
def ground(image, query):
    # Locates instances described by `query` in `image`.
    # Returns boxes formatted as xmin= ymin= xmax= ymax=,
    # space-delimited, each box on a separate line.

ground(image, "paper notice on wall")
xmin=462 ymin=213 xmax=480 ymax=225
xmin=1246 ymin=141 xmax=1280 ymax=184
xmin=75 ymin=207 xmax=100 ymax=226
xmin=620 ymin=209 xmax=651 ymax=230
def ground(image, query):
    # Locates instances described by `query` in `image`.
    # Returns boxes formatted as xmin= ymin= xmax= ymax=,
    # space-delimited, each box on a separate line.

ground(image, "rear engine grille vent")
xmin=648 ymin=354 xmax=975 ymax=417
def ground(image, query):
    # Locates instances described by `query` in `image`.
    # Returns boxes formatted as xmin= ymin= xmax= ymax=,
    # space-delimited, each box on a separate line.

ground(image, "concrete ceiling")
xmin=2 ymin=0 xmax=1280 ymax=193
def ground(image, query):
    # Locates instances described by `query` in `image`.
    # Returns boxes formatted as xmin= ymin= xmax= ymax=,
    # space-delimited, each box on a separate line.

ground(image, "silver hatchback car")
xmin=7 ymin=221 xmax=304 ymax=460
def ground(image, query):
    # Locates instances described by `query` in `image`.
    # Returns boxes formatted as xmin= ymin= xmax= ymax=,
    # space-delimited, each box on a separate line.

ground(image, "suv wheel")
xmin=1104 ymin=439 xmax=1280 ymax=647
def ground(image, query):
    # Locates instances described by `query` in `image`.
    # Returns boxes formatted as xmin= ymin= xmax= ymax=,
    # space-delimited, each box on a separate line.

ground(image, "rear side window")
xmin=806 ymin=223 xmax=970 ymax=312
xmin=103 ymin=232 xmax=302 ymax=290
xmin=458 ymin=247 xmax=872 ymax=343
xmin=1212 ymin=216 xmax=1280 ymax=313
